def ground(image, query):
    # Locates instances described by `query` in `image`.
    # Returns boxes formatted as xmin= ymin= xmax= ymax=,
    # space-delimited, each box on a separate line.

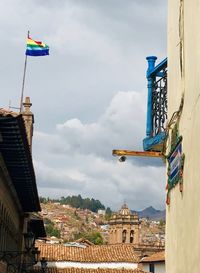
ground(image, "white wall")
xmin=36 ymin=261 xmax=137 ymax=269
xmin=167 ymin=0 xmax=200 ymax=273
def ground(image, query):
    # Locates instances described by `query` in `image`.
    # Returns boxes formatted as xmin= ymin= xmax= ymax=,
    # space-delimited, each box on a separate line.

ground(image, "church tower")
xmin=108 ymin=203 xmax=140 ymax=245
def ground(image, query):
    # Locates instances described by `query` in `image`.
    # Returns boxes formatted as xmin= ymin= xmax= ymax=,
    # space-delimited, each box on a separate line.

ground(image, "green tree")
xmin=74 ymin=231 xmax=103 ymax=245
xmin=159 ymin=219 xmax=166 ymax=227
xmin=39 ymin=196 xmax=48 ymax=204
xmin=40 ymin=194 xmax=106 ymax=213
xmin=45 ymin=220 xmax=61 ymax=238
xmin=105 ymin=207 xmax=112 ymax=220
xmin=44 ymin=218 xmax=53 ymax=225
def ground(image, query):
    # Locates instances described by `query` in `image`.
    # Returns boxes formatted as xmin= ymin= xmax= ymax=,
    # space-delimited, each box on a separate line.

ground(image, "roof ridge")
xmin=0 ymin=108 xmax=19 ymax=117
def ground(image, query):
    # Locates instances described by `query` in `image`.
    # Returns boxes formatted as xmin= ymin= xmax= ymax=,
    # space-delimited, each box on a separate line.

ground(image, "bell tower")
xmin=108 ymin=203 xmax=140 ymax=245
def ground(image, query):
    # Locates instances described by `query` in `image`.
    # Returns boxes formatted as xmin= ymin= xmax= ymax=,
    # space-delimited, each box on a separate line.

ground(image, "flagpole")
xmin=20 ymin=31 xmax=29 ymax=113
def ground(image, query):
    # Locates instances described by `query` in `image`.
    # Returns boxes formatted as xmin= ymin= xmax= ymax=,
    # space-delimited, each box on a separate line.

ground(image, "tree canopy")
xmin=74 ymin=231 xmax=103 ymax=245
xmin=40 ymin=194 xmax=106 ymax=213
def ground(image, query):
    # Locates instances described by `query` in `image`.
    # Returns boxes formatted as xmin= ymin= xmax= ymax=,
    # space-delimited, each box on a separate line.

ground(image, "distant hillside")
xmin=132 ymin=206 xmax=165 ymax=220
xmin=39 ymin=195 xmax=106 ymax=213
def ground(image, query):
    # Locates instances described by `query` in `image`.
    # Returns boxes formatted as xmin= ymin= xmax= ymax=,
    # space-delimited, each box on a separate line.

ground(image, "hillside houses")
xmin=40 ymin=202 xmax=165 ymax=246
xmin=40 ymin=202 xmax=107 ymax=242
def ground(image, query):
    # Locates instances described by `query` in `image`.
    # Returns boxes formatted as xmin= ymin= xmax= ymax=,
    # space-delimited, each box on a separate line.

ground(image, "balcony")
xmin=143 ymin=56 xmax=167 ymax=152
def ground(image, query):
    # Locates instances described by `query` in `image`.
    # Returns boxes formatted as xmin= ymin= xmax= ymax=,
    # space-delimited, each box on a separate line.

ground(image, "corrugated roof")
xmin=140 ymin=251 xmax=165 ymax=263
xmin=34 ymin=268 xmax=147 ymax=273
xmin=36 ymin=243 xmax=140 ymax=263
xmin=0 ymin=113 xmax=40 ymax=212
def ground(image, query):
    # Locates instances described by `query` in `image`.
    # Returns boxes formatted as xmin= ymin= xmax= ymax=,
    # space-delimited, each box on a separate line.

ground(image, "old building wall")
xmin=0 ymin=154 xmax=24 ymax=251
xmin=116 ymin=224 xmax=123 ymax=243
xmin=166 ymin=1 xmax=200 ymax=272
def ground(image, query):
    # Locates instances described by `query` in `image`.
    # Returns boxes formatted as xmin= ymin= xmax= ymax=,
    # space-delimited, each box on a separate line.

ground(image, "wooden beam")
xmin=112 ymin=149 xmax=162 ymax=158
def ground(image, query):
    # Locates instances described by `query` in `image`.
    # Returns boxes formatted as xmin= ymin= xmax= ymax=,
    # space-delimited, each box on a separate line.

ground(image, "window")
xmin=130 ymin=230 xmax=134 ymax=243
xmin=122 ymin=230 xmax=127 ymax=243
xmin=149 ymin=263 xmax=155 ymax=273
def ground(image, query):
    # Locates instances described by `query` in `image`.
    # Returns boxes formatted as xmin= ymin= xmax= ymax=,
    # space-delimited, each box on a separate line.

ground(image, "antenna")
xmin=8 ymin=100 xmax=20 ymax=111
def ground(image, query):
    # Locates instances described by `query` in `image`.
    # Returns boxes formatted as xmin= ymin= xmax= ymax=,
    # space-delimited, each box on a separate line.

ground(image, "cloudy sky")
xmin=0 ymin=0 xmax=167 ymax=210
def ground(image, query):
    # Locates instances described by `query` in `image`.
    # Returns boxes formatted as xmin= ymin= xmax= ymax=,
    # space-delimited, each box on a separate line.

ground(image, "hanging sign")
xmin=168 ymin=141 xmax=182 ymax=185
xmin=166 ymin=132 xmax=185 ymax=205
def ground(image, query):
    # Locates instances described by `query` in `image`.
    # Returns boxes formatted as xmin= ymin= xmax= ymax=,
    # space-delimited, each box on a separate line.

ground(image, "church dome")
xmin=119 ymin=203 xmax=131 ymax=215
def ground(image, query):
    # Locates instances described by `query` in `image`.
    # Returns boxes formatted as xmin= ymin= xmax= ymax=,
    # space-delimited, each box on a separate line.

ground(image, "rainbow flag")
xmin=26 ymin=36 xmax=49 ymax=56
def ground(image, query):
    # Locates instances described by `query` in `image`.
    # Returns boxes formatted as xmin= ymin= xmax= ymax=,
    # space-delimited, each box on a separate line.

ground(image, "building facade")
xmin=140 ymin=251 xmax=165 ymax=273
xmin=0 ymin=98 xmax=45 ymax=272
xmin=108 ymin=204 xmax=140 ymax=245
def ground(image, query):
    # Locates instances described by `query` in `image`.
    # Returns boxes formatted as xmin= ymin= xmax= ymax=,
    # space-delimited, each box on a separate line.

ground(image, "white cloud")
xmin=54 ymin=91 xmax=146 ymax=157
xmin=34 ymin=91 xmax=165 ymax=210
xmin=0 ymin=0 xmax=167 ymax=129
xmin=0 ymin=1 xmax=167 ymax=210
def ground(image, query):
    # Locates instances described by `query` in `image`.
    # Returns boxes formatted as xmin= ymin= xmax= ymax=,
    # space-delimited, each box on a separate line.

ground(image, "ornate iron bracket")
xmin=143 ymin=56 xmax=168 ymax=152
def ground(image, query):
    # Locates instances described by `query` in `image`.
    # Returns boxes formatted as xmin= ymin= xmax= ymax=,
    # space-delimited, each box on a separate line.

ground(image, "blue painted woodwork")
xmin=146 ymin=56 xmax=157 ymax=137
xmin=143 ymin=132 xmax=166 ymax=151
xmin=143 ymin=56 xmax=168 ymax=151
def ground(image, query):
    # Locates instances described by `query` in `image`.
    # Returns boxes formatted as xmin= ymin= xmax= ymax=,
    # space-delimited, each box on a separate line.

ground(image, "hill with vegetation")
xmin=39 ymin=196 xmax=165 ymax=246
xmin=39 ymin=199 xmax=110 ymax=244
xmin=40 ymin=195 xmax=109 ymax=213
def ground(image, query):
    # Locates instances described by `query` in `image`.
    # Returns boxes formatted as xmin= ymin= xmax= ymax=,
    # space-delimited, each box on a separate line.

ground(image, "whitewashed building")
xmin=140 ymin=252 xmax=165 ymax=273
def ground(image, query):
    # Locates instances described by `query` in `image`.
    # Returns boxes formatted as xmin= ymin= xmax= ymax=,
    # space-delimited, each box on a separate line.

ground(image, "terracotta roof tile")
xmin=0 ymin=108 xmax=19 ymax=117
xmin=34 ymin=268 xmax=148 ymax=273
xmin=36 ymin=243 xmax=140 ymax=263
xmin=140 ymin=251 xmax=165 ymax=263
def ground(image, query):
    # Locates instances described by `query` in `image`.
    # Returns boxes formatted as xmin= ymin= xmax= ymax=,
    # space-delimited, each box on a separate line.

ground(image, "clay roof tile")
xmin=36 ymin=243 xmax=140 ymax=263
xmin=140 ymin=251 xmax=165 ymax=263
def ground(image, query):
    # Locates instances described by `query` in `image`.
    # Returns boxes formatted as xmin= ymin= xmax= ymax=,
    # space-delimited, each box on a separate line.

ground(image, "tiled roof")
xmin=36 ymin=243 xmax=140 ymax=263
xmin=140 ymin=251 xmax=165 ymax=263
xmin=0 ymin=108 xmax=19 ymax=117
xmin=0 ymin=113 xmax=40 ymax=212
xmin=34 ymin=268 xmax=147 ymax=273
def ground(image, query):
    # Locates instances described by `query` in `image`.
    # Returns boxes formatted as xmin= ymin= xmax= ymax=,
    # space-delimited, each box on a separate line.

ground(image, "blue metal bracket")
xmin=143 ymin=56 xmax=168 ymax=151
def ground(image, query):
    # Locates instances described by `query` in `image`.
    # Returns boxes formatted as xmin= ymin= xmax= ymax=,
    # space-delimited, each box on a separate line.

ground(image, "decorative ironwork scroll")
xmin=152 ymin=67 xmax=167 ymax=137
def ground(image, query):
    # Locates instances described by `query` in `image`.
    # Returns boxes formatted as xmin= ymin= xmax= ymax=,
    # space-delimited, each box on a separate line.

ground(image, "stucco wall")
xmin=166 ymin=1 xmax=200 ymax=273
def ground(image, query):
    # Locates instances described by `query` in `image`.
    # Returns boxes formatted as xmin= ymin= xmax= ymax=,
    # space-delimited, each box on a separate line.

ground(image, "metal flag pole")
xmin=20 ymin=31 xmax=29 ymax=113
